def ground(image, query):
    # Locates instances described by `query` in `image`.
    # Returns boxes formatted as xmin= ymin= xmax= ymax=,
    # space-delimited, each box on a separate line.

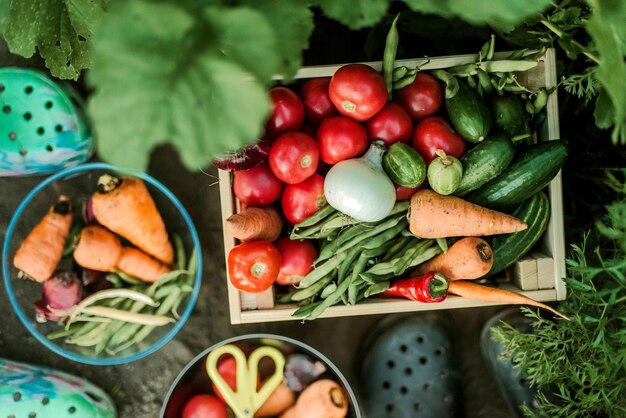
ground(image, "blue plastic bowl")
xmin=161 ymin=334 xmax=362 ymax=418
xmin=2 ymin=163 xmax=202 ymax=365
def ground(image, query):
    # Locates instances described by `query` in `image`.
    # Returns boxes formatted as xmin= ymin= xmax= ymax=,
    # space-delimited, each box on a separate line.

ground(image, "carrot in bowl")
xmin=91 ymin=174 xmax=173 ymax=265
xmin=413 ymin=237 xmax=493 ymax=280
xmin=409 ymin=189 xmax=527 ymax=239
xmin=13 ymin=195 xmax=73 ymax=282
xmin=448 ymin=280 xmax=569 ymax=320
xmin=73 ymin=226 xmax=171 ymax=283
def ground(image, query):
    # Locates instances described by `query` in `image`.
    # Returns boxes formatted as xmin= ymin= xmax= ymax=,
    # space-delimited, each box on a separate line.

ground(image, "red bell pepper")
xmin=383 ymin=272 xmax=448 ymax=303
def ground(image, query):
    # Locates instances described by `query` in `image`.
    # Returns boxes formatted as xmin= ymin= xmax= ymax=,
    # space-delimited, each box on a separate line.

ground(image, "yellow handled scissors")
xmin=206 ymin=344 xmax=285 ymax=418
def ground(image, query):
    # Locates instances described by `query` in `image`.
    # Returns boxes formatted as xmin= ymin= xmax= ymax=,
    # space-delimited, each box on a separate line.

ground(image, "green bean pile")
xmin=48 ymin=237 xmax=196 ymax=355
xmin=281 ymin=202 xmax=442 ymax=320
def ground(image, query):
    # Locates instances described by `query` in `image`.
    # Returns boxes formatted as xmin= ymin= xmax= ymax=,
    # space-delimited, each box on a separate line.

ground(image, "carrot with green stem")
xmin=413 ymin=237 xmax=493 ymax=280
xmin=409 ymin=189 xmax=527 ymax=239
xmin=73 ymin=226 xmax=171 ymax=283
xmin=13 ymin=195 xmax=73 ymax=282
xmin=91 ymin=174 xmax=173 ymax=265
xmin=448 ymin=280 xmax=569 ymax=320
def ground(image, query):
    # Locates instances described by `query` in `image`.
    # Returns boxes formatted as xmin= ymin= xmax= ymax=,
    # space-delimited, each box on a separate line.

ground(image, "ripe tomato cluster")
xmin=224 ymin=63 xmax=469 ymax=294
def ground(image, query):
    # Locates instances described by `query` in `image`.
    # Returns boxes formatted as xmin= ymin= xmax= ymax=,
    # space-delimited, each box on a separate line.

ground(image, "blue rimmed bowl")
xmin=2 ymin=162 xmax=202 ymax=365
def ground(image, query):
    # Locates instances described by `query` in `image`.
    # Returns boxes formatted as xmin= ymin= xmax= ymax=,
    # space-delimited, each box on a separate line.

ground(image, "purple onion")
xmin=284 ymin=354 xmax=327 ymax=392
xmin=35 ymin=271 xmax=83 ymax=323
xmin=212 ymin=139 xmax=272 ymax=171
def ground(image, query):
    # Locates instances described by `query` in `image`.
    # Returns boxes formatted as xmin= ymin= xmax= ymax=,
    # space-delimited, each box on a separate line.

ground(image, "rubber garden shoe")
xmin=0 ymin=357 xmax=116 ymax=418
xmin=359 ymin=313 xmax=463 ymax=418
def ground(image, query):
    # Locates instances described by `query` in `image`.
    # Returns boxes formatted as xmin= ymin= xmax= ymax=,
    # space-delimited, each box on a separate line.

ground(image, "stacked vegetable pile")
xmin=219 ymin=30 xmax=568 ymax=320
xmin=12 ymin=174 xmax=196 ymax=354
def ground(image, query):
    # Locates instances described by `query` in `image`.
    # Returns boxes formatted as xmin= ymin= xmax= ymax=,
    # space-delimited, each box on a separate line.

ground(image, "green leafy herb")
xmin=2 ymin=0 xmax=108 ymax=80
xmin=492 ymin=170 xmax=626 ymax=417
xmin=88 ymin=0 xmax=275 ymax=170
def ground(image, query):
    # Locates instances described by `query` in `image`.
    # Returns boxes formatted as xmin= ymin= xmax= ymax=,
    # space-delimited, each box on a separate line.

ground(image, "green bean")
xmin=356 ymin=287 xmax=368 ymax=303
xmin=340 ymin=293 xmax=349 ymax=305
xmin=479 ymin=35 xmax=495 ymax=61
xmin=525 ymin=100 xmax=535 ymax=114
xmin=174 ymin=234 xmax=186 ymax=271
xmin=302 ymin=273 xmax=352 ymax=320
xmin=338 ymin=246 xmax=363 ymax=283
xmin=365 ymin=281 xmax=390 ymax=298
xmin=334 ymin=216 xmax=404 ymax=256
xmin=299 ymin=253 xmax=346 ymax=288
xmin=392 ymin=66 xmax=408 ymax=82
xmin=467 ymin=74 xmax=477 ymax=89
xmin=431 ymin=69 xmax=460 ymax=99
xmin=321 ymin=282 xmax=337 ymax=299
xmin=476 ymin=68 xmax=493 ymax=95
xmin=392 ymin=74 xmax=417 ymax=90
xmin=394 ymin=240 xmax=435 ymax=275
xmin=361 ymin=222 xmax=406 ymax=250
xmin=382 ymin=235 xmax=413 ymax=262
xmin=106 ymin=274 xmax=124 ymax=288
xmin=361 ymin=272 xmax=395 ymax=284
xmin=114 ymin=271 xmax=144 ymax=286
xmin=507 ymin=49 xmax=527 ymax=60
xmin=47 ymin=327 xmax=78 ymax=340
xmin=278 ymin=291 xmax=296 ymax=304
xmin=491 ymin=77 xmax=502 ymax=93
xmin=348 ymin=282 xmax=361 ymax=305
xmin=436 ymin=238 xmax=448 ymax=253
xmin=503 ymin=84 xmax=527 ymax=93
xmin=292 ymin=274 xmax=335 ymax=301
xmin=293 ymin=204 xmax=336 ymax=228
xmin=388 ymin=200 xmax=411 ymax=216
xmin=292 ymin=301 xmax=323 ymax=318
xmin=364 ymin=239 xmax=427 ymax=276
xmin=446 ymin=63 xmax=478 ymax=76
xmin=406 ymin=245 xmax=442 ymax=270
xmin=383 ymin=14 xmax=400 ymax=98
xmin=480 ymin=60 xmax=538 ymax=73
xmin=533 ymin=89 xmax=548 ymax=113
xmin=319 ymin=214 xmax=361 ymax=233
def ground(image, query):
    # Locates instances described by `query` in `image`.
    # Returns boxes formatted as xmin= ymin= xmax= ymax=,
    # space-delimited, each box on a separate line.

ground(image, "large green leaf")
xmin=3 ymin=0 xmax=107 ymax=80
xmin=404 ymin=0 xmax=551 ymax=31
xmin=316 ymin=0 xmax=389 ymax=30
xmin=239 ymin=0 xmax=314 ymax=79
xmin=586 ymin=0 xmax=626 ymax=144
xmin=0 ymin=0 xmax=9 ymax=34
xmin=88 ymin=0 xmax=277 ymax=170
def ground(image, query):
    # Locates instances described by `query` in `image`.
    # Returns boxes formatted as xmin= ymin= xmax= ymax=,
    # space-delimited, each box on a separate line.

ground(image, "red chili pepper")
xmin=383 ymin=272 xmax=448 ymax=302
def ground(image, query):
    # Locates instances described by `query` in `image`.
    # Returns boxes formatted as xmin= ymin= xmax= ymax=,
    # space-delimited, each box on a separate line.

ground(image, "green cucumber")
xmin=382 ymin=143 xmax=426 ymax=188
xmin=455 ymin=134 xmax=515 ymax=196
xmin=466 ymin=139 xmax=568 ymax=210
xmin=488 ymin=191 xmax=550 ymax=276
xmin=445 ymin=79 xmax=492 ymax=143
xmin=491 ymin=94 xmax=531 ymax=143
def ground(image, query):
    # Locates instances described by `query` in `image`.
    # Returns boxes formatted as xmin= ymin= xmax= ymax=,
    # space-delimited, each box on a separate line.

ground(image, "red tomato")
xmin=395 ymin=73 xmax=444 ymax=121
xmin=281 ymin=174 xmax=325 ymax=225
xmin=394 ymin=183 xmax=425 ymax=201
xmin=233 ymin=163 xmax=283 ymax=206
xmin=299 ymin=77 xmax=338 ymax=125
xmin=317 ymin=116 xmax=368 ymax=164
xmin=275 ymin=237 xmax=318 ymax=285
xmin=269 ymin=132 xmax=319 ymax=184
xmin=366 ymin=102 xmax=413 ymax=146
xmin=329 ymin=64 xmax=387 ymax=121
xmin=266 ymin=87 xmax=305 ymax=135
xmin=228 ymin=241 xmax=281 ymax=293
xmin=412 ymin=116 xmax=466 ymax=165
xmin=182 ymin=394 xmax=228 ymax=418
xmin=211 ymin=357 xmax=237 ymax=402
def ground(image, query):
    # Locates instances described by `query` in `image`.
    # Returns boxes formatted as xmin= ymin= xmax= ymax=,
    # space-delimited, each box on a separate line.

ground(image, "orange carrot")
xmin=73 ymin=226 xmax=171 ymax=283
xmin=448 ymin=280 xmax=569 ymax=320
xmin=280 ymin=379 xmax=348 ymax=418
xmin=226 ymin=206 xmax=283 ymax=242
xmin=409 ymin=189 xmax=527 ymax=239
xmin=91 ymin=174 xmax=173 ymax=265
xmin=13 ymin=196 xmax=73 ymax=282
xmin=413 ymin=237 xmax=493 ymax=280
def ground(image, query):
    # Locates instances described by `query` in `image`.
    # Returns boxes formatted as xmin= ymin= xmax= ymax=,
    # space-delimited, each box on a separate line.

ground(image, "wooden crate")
xmin=219 ymin=48 xmax=566 ymax=324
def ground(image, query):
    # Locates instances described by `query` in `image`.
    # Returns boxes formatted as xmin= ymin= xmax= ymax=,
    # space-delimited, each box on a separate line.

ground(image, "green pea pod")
xmin=476 ymin=68 xmax=493 ymax=95
xmin=479 ymin=35 xmax=495 ymax=62
xmin=392 ymin=66 xmax=409 ymax=82
xmin=383 ymin=14 xmax=400 ymax=99
xmin=320 ymin=282 xmax=338 ymax=299
xmin=533 ymin=89 xmax=549 ymax=113
xmin=392 ymin=73 xmax=417 ymax=90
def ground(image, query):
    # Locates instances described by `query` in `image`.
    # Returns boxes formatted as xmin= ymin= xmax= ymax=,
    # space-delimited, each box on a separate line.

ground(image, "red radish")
xmin=269 ymin=132 xmax=319 ymax=184
xmin=35 ymin=271 xmax=83 ymax=323
xmin=412 ymin=116 xmax=466 ymax=165
xmin=233 ymin=162 xmax=283 ymax=206
xmin=182 ymin=394 xmax=228 ymax=418
xmin=395 ymin=73 xmax=444 ymax=121
xmin=366 ymin=102 xmax=413 ymax=146
xmin=317 ymin=116 xmax=368 ymax=164
xmin=329 ymin=64 xmax=387 ymax=121
xmin=299 ymin=77 xmax=338 ymax=125
xmin=275 ymin=237 xmax=318 ymax=285
xmin=212 ymin=139 xmax=272 ymax=172
xmin=266 ymin=87 xmax=305 ymax=136
xmin=281 ymin=174 xmax=326 ymax=225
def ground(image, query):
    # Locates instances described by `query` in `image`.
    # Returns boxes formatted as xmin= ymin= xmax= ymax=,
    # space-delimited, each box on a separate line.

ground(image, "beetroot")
xmin=35 ymin=271 xmax=83 ymax=323
xmin=84 ymin=198 xmax=99 ymax=225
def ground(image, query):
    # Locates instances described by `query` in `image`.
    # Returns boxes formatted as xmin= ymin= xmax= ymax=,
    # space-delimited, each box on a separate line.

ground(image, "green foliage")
xmin=493 ymin=171 xmax=626 ymax=417
xmin=404 ymin=0 xmax=552 ymax=31
xmin=88 ymin=0 xmax=274 ymax=170
xmin=2 ymin=0 xmax=107 ymax=80
xmin=316 ymin=0 xmax=390 ymax=30
xmin=0 ymin=0 xmax=8 ymax=33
